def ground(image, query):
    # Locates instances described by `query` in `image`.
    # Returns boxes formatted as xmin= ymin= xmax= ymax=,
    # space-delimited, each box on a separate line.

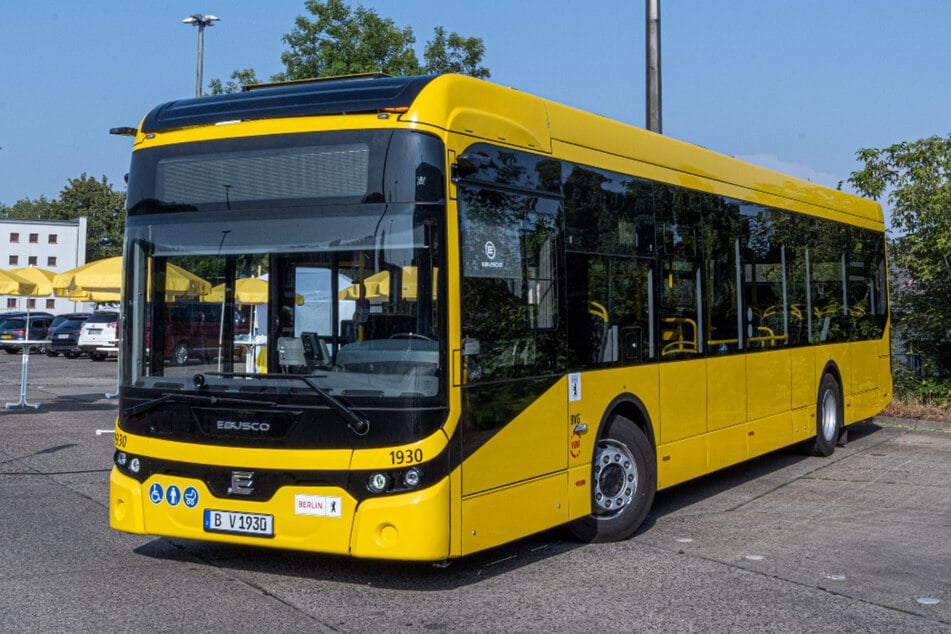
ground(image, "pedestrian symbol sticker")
xmin=166 ymin=484 xmax=181 ymax=507
xmin=183 ymin=487 xmax=199 ymax=509
xmin=149 ymin=483 xmax=164 ymax=505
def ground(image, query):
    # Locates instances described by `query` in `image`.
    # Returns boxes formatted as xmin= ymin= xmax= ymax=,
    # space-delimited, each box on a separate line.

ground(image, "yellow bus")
xmin=110 ymin=73 xmax=890 ymax=560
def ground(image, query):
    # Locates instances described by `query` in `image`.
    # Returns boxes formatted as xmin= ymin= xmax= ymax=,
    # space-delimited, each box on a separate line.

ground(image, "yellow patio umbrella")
xmin=9 ymin=267 xmax=56 ymax=296
xmin=0 ymin=269 xmax=39 ymax=297
xmin=203 ymin=278 xmax=303 ymax=305
xmin=53 ymin=257 xmax=211 ymax=300
xmin=204 ymin=277 xmax=269 ymax=305
xmin=339 ymin=267 xmax=436 ymax=301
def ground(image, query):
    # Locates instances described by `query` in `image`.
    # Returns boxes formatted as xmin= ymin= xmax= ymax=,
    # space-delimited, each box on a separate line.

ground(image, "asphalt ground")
xmin=0 ymin=352 xmax=948 ymax=633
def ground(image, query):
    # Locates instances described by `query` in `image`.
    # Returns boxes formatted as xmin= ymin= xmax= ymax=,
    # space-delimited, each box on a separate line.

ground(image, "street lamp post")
xmin=183 ymin=14 xmax=219 ymax=97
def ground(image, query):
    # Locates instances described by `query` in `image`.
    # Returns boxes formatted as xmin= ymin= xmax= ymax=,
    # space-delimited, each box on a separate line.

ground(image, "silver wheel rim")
xmin=592 ymin=439 xmax=638 ymax=517
xmin=174 ymin=345 xmax=189 ymax=365
xmin=821 ymin=388 xmax=838 ymax=441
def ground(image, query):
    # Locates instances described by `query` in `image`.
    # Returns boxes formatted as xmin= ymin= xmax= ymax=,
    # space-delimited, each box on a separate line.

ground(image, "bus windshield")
xmin=123 ymin=201 xmax=444 ymax=404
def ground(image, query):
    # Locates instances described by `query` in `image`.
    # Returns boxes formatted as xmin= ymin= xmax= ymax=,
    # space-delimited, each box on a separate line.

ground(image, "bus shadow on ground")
xmin=133 ymin=421 xmax=884 ymax=588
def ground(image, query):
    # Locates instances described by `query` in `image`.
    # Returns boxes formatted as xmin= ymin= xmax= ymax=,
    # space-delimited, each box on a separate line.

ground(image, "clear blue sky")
xmin=2 ymin=0 xmax=949 ymax=224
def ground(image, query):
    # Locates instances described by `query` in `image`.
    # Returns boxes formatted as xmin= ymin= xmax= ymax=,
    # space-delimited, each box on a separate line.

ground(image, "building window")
xmin=27 ymin=299 xmax=36 ymax=309
xmin=8 ymin=255 xmax=18 ymax=266
xmin=47 ymin=256 xmax=57 ymax=267
xmin=46 ymin=299 xmax=56 ymax=309
xmin=48 ymin=234 xmax=58 ymax=244
xmin=28 ymin=256 xmax=38 ymax=266
xmin=9 ymin=233 xmax=18 ymax=243
xmin=6 ymin=298 xmax=15 ymax=309
xmin=29 ymin=233 xmax=39 ymax=243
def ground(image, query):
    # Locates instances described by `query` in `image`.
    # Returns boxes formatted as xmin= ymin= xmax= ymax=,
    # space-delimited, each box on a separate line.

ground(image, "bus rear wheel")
xmin=569 ymin=415 xmax=656 ymax=543
xmin=809 ymin=373 xmax=842 ymax=457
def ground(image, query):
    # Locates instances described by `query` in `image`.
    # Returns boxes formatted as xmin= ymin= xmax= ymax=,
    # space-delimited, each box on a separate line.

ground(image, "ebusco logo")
xmin=484 ymin=241 xmax=497 ymax=260
xmin=216 ymin=420 xmax=271 ymax=432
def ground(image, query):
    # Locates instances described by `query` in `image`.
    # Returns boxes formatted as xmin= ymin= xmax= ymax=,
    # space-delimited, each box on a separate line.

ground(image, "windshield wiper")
xmin=206 ymin=372 xmax=370 ymax=436
xmin=123 ymin=392 xmax=276 ymax=418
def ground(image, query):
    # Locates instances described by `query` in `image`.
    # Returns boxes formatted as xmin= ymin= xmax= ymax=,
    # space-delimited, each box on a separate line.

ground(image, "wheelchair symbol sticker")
xmin=148 ymin=483 xmax=164 ymax=505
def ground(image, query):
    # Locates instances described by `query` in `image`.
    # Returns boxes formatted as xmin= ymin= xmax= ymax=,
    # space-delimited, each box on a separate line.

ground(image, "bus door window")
xmin=655 ymin=185 xmax=701 ymax=358
xmin=563 ymin=166 xmax=655 ymax=368
xmin=702 ymin=197 xmax=742 ymax=354
xmin=459 ymin=187 xmax=561 ymax=381
xmin=809 ymin=221 xmax=850 ymax=343
xmin=739 ymin=204 xmax=790 ymax=349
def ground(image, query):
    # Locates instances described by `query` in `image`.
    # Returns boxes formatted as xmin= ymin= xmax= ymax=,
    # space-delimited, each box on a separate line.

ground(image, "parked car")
xmin=0 ymin=313 xmax=55 ymax=353
xmin=77 ymin=311 xmax=119 ymax=361
xmin=46 ymin=313 xmax=92 ymax=358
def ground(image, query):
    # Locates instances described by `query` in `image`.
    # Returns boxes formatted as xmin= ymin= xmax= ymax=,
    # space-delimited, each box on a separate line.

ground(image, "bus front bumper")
xmin=110 ymin=467 xmax=451 ymax=561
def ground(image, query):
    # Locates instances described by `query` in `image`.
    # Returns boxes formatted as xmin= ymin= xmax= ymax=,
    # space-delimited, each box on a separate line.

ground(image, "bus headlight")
xmin=116 ymin=452 xmax=128 ymax=467
xmin=402 ymin=467 xmax=421 ymax=489
xmin=129 ymin=457 xmax=141 ymax=474
xmin=367 ymin=472 xmax=389 ymax=493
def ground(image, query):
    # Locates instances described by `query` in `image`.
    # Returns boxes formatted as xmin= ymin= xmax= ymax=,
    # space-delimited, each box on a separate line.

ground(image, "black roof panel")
xmin=141 ymin=75 xmax=435 ymax=133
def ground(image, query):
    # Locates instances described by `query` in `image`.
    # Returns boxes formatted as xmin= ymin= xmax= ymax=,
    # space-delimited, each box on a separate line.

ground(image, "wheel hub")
xmin=592 ymin=439 xmax=638 ymax=517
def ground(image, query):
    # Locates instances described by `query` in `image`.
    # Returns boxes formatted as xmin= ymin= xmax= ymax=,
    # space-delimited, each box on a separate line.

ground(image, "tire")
xmin=64 ymin=352 xmax=78 ymax=359
xmin=810 ymin=373 xmax=842 ymax=457
xmin=172 ymin=342 xmax=191 ymax=366
xmin=46 ymin=351 xmax=59 ymax=357
xmin=90 ymin=353 xmax=107 ymax=361
xmin=5 ymin=348 xmax=18 ymax=355
xmin=569 ymin=415 xmax=656 ymax=543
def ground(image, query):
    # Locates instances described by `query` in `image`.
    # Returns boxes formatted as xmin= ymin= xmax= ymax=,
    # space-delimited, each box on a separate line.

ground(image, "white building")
xmin=0 ymin=217 xmax=89 ymax=314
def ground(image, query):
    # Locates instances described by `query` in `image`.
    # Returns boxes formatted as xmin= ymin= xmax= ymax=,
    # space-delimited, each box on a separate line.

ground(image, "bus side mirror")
xmin=452 ymin=153 xmax=486 ymax=181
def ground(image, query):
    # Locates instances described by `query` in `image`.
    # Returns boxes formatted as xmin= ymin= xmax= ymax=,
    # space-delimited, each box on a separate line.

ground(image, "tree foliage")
xmin=847 ymin=135 xmax=951 ymax=376
xmin=209 ymin=0 xmax=489 ymax=93
xmin=1 ymin=174 xmax=126 ymax=263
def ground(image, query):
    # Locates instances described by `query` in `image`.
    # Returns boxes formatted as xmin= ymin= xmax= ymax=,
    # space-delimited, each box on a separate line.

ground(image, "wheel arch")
xmin=598 ymin=393 xmax=656 ymax=451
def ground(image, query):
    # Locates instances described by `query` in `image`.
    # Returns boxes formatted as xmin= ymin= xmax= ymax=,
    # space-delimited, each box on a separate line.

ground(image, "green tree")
xmin=423 ymin=26 xmax=489 ymax=78
xmin=208 ymin=68 xmax=261 ymax=95
xmin=2 ymin=196 xmax=65 ymax=220
xmin=58 ymin=174 xmax=126 ymax=261
xmin=847 ymin=135 xmax=951 ymax=377
xmin=209 ymin=0 xmax=489 ymax=92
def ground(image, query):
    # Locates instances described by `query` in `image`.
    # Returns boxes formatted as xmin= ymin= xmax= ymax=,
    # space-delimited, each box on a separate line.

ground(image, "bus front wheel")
xmin=569 ymin=415 xmax=656 ymax=543
xmin=809 ymin=373 xmax=842 ymax=457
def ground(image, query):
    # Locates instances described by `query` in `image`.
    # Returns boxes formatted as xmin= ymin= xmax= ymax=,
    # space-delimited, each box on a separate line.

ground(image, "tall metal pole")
xmin=195 ymin=23 xmax=205 ymax=97
xmin=646 ymin=0 xmax=663 ymax=134
xmin=183 ymin=14 xmax=219 ymax=97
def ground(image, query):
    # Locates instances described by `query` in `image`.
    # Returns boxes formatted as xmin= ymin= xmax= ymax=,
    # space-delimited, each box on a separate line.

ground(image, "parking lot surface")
xmin=0 ymin=353 xmax=948 ymax=632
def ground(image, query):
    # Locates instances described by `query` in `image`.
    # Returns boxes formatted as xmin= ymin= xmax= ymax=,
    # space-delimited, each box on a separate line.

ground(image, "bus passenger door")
xmin=457 ymin=185 xmax=568 ymax=552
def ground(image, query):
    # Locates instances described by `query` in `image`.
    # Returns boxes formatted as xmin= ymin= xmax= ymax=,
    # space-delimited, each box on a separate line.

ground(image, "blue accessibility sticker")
xmin=148 ymin=482 xmax=164 ymax=505
xmin=166 ymin=484 xmax=182 ymax=507
xmin=183 ymin=486 xmax=199 ymax=509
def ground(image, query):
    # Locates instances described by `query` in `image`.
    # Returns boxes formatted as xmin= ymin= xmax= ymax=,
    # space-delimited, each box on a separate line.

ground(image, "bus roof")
xmin=137 ymin=73 xmax=881 ymax=227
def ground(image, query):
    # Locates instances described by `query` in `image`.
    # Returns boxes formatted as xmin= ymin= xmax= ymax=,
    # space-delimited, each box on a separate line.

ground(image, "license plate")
xmin=1 ymin=334 xmax=10 ymax=339
xmin=203 ymin=509 xmax=273 ymax=537
xmin=56 ymin=334 xmax=70 ymax=339
xmin=88 ymin=328 xmax=102 ymax=334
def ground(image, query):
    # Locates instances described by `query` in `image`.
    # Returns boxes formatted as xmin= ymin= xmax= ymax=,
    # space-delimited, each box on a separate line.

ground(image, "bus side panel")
xmin=850 ymin=339 xmax=881 ymax=395
xmin=656 ymin=435 xmax=708 ymax=489
xmin=747 ymin=411 xmax=793 ymax=459
xmin=790 ymin=346 xmax=817 ymax=410
xmin=460 ymin=379 xmax=567 ymax=496
xmin=460 ymin=473 xmax=569 ymax=556
xmin=747 ymin=349 xmax=791 ymax=422
xmin=658 ymin=359 xmax=707 ymax=444
xmin=707 ymin=355 xmax=747 ymax=432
